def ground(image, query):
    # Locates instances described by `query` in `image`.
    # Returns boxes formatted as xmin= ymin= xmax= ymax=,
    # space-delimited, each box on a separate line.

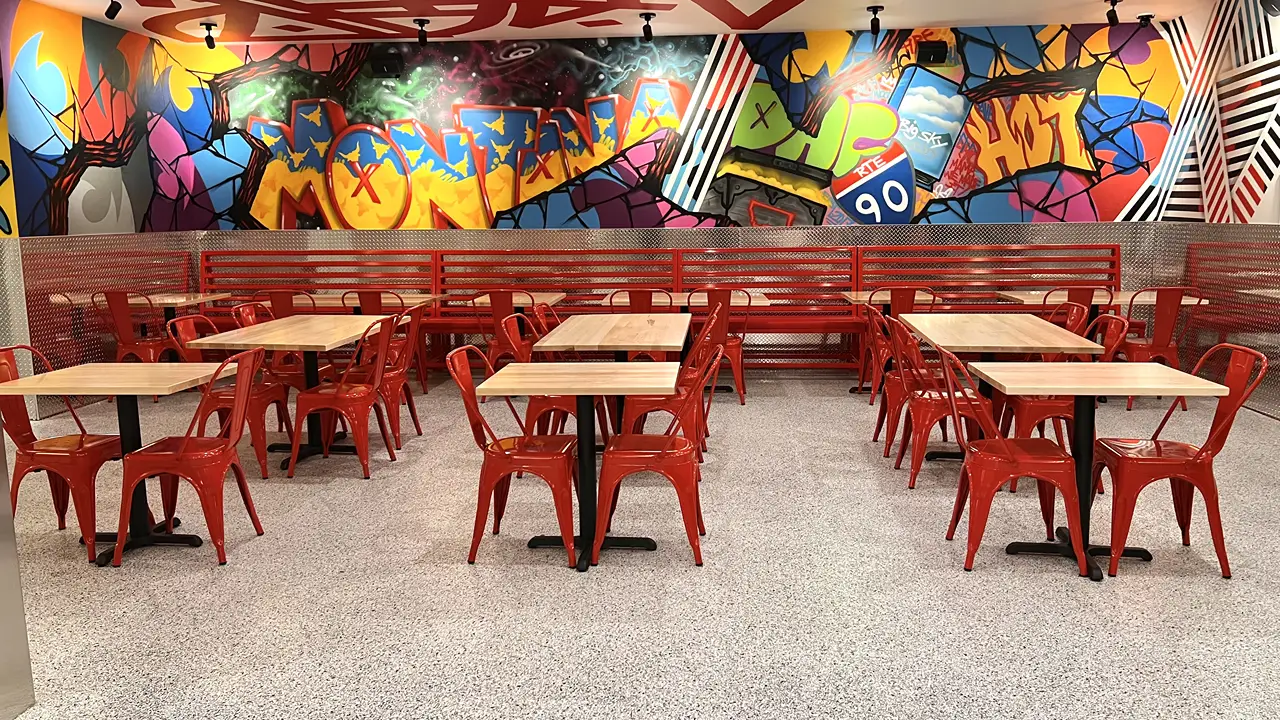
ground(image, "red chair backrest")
xmin=475 ymin=290 xmax=535 ymax=338
xmin=342 ymin=290 xmax=406 ymax=315
xmin=657 ymin=344 xmax=725 ymax=450
xmin=167 ymin=314 xmax=221 ymax=363
xmin=1128 ymin=286 xmax=1205 ymax=347
xmin=1083 ymin=314 xmax=1130 ymax=362
xmin=683 ymin=304 xmax=722 ymax=375
xmin=1152 ymin=343 xmax=1268 ymax=461
xmin=863 ymin=303 xmax=893 ymax=363
xmin=936 ymin=347 xmax=1018 ymax=462
xmin=389 ymin=303 xmax=429 ymax=374
xmin=252 ymin=290 xmax=309 ymax=318
xmin=335 ymin=316 xmax=398 ymax=392
xmin=179 ymin=348 xmax=266 ymax=455
xmin=232 ymin=302 xmax=274 ymax=328
xmin=688 ymin=287 xmax=752 ymax=342
xmin=500 ymin=313 xmax=540 ymax=363
xmin=607 ymin=289 xmax=672 ymax=314
xmin=867 ymin=286 xmax=939 ymax=316
xmin=1046 ymin=301 xmax=1089 ymax=336
xmin=1044 ymin=286 xmax=1113 ymax=308
xmin=445 ymin=345 xmax=527 ymax=450
xmin=93 ymin=291 xmax=153 ymax=343
xmin=885 ymin=316 xmax=941 ymax=393
xmin=0 ymin=346 xmax=90 ymax=448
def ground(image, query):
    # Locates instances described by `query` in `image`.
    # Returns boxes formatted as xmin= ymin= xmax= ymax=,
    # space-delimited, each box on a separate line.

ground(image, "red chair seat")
xmin=1096 ymin=437 xmax=1204 ymax=464
xmin=966 ymin=437 xmax=1072 ymax=466
xmin=606 ymin=433 xmax=697 ymax=455
xmin=133 ymin=436 xmax=230 ymax=460
xmin=29 ymin=434 xmax=120 ymax=456
xmin=486 ymin=434 xmax=578 ymax=457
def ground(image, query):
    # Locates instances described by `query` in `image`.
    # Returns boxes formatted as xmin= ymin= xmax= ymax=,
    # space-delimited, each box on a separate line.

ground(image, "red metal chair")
xmin=445 ymin=345 xmax=578 ymax=567
xmin=886 ymin=317 xmax=991 ymax=489
xmin=111 ymin=348 xmax=268 ymax=566
xmin=500 ymin=313 xmax=612 ymax=440
xmin=92 ymin=291 xmax=178 ymax=364
xmin=998 ymin=313 xmax=1130 ymax=496
xmin=168 ymin=315 xmax=294 ymax=478
xmin=341 ymin=290 xmax=406 ymax=315
xmin=1043 ymin=286 xmax=1114 ymax=311
xmin=860 ymin=303 xmax=895 ymax=407
xmin=2 ymin=346 xmax=122 ymax=562
xmin=687 ymin=287 xmax=753 ymax=405
xmin=232 ymin=301 xmax=337 ymax=392
xmin=859 ymin=287 xmax=939 ymax=402
xmin=470 ymin=289 xmax=536 ymax=368
xmin=593 ymin=345 xmax=724 ymax=567
xmin=1092 ymin=343 xmax=1267 ymax=578
xmin=345 ymin=303 xmax=429 ymax=449
xmin=618 ymin=305 xmax=722 ymax=461
xmin=1045 ymin=301 xmax=1089 ymax=337
xmin=286 ymin=316 xmax=398 ymax=479
xmin=531 ymin=302 xmax=565 ymax=337
xmin=1116 ymin=286 xmax=1207 ymax=410
xmin=870 ymin=306 xmax=945 ymax=455
xmin=937 ymin=347 xmax=1089 ymax=574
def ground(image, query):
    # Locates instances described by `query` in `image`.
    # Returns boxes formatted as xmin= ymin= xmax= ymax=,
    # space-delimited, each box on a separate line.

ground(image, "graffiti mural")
xmin=2 ymin=0 xmax=1192 ymax=235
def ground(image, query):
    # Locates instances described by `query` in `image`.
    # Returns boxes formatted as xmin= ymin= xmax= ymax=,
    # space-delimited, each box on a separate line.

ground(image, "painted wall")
xmin=1 ymin=0 xmax=1194 ymax=235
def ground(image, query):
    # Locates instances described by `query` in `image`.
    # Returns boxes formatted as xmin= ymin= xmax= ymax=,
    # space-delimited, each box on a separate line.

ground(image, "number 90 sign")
xmin=831 ymin=140 xmax=917 ymax=225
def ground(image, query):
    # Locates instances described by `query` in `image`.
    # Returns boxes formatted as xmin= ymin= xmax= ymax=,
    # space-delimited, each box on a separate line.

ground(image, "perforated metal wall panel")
xmin=10 ymin=223 xmax=1278 ymax=419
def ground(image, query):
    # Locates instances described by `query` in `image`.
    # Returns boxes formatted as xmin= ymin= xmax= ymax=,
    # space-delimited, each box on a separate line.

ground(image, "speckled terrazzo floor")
xmin=8 ymin=371 xmax=1280 ymax=719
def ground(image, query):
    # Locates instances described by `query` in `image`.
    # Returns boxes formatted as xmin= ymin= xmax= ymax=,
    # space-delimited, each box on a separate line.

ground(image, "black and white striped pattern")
xmin=1166 ymin=146 xmax=1207 ymax=220
xmin=1230 ymin=0 xmax=1276 ymax=66
xmin=1121 ymin=0 xmax=1240 ymax=221
xmin=661 ymin=34 xmax=757 ymax=211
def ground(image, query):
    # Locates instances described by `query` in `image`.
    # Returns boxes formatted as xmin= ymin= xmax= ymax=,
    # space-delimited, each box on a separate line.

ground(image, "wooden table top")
xmin=995 ymin=290 xmax=1206 ymax=306
xmin=841 ymin=290 xmax=939 ymax=305
xmin=476 ymin=362 xmax=680 ymax=397
xmin=1243 ymin=288 xmax=1280 ymax=300
xmin=600 ymin=291 xmax=770 ymax=307
xmin=534 ymin=313 xmax=691 ymax=353
xmin=186 ymin=314 xmax=396 ymax=352
xmin=473 ymin=292 xmax=566 ymax=307
xmin=0 ymin=363 xmax=224 ymax=396
xmin=303 ymin=292 xmax=441 ymax=308
xmin=50 ymin=292 xmax=232 ymax=308
xmin=968 ymin=362 xmax=1229 ymax=397
xmin=901 ymin=313 xmax=1104 ymax=355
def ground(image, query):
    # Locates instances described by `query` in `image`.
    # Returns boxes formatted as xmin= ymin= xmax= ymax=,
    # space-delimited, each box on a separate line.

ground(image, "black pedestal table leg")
xmin=613 ymin=350 xmax=627 ymax=434
xmin=94 ymin=395 xmax=203 ymax=566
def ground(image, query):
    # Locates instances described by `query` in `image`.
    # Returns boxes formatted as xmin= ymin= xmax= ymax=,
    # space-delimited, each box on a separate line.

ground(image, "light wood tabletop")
xmin=841 ymin=290 xmax=939 ymax=305
xmin=49 ymin=292 xmax=232 ymax=308
xmin=901 ymin=313 xmax=1104 ymax=355
xmin=0 ymin=363 xmax=224 ymax=396
xmin=476 ymin=362 xmax=680 ymax=397
xmin=473 ymin=292 xmax=566 ymax=307
xmin=968 ymin=362 xmax=1229 ymax=397
xmin=600 ymin=291 xmax=770 ymax=307
xmin=534 ymin=313 xmax=692 ymax=353
xmin=186 ymin=314 xmax=396 ymax=352
xmin=302 ymin=292 xmax=441 ymax=308
xmin=995 ymin=290 xmax=1207 ymax=306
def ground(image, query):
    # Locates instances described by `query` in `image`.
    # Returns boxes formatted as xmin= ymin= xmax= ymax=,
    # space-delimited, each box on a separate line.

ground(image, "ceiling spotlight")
xmin=868 ymin=6 xmax=884 ymax=36
xmin=1106 ymin=0 xmax=1121 ymax=27
xmin=640 ymin=12 xmax=656 ymax=42
xmin=1137 ymin=12 xmax=1154 ymax=27
xmin=201 ymin=21 xmax=216 ymax=49
xmin=105 ymin=0 xmax=121 ymax=20
xmin=414 ymin=18 xmax=429 ymax=47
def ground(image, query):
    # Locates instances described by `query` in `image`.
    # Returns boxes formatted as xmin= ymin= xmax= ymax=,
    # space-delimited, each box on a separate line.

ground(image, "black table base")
xmin=1006 ymin=527 xmax=1152 ymax=582
xmin=526 ymin=394 xmax=656 ymax=571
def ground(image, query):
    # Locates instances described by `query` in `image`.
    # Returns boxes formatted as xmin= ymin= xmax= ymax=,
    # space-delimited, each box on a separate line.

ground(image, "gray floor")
xmin=8 ymin=371 xmax=1280 ymax=719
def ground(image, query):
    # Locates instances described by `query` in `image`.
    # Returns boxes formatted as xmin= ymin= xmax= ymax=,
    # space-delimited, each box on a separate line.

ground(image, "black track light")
xmin=1106 ymin=0 xmax=1121 ymax=27
xmin=201 ymin=21 xmax=216 ymax=49
xmin=415 ymin=18 xmax=429 ymax=47
xmin=640 ymin=12 xmax=656 ymax=42
xmin=105 ymin=0 xmax=121 ymax=20
xmin=1137 ymin=12 xmax=1154 ymax=27
xmin=868 ymin=6 xmax=884 ymax=36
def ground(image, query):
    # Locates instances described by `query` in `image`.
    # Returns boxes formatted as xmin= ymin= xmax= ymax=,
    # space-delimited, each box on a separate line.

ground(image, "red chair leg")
xmin=593 ymin=465 xmax=626 ymax=565
xmin=66 ymin=480 xmax=97 ymax=563
xmin=1036 ymin=479 xmax=1055 ymax=540
xmin=727 ymin=346 xmax=746 ymax=405
xmin=349 ymin=408 xmax=373 ymax=478
xmin=47 ymin=471 xmax=70 ymax=530
xmin=191 ymin=477 xmax=227 ymax=565
xmin=383 ymin=388 xmax=403 ymax=450
xmin=947 ymin=468 xmax=970 ymax=541
xmin=1107 ymin=477 xmax=1141 ymax=577
xmin=1056 ymin=478 xmax=1090 ymax=577
xmin=373 ymin=402 xmax=396 ymax=461
xmin=230 ymin=461 xmax=264 ymax=536
xmin=1197 ymin=481 xmax=1231 ymax=578
xmin=403 ymin=384 xmax=423 ymax=436
xmin=961 ymin=475 xmax=999 ymax=571
xmin=669 ymin=465 xmax=704 ymax=565
xmin=894 ymin=411 xmax=913 ymax=472
xmin=492 ymin=474 xmax=511 ymax=535
xmin=1171 ymin=478 xmax=1195 ymax=546
xmin=468 ymin=466 xmax=500 ymax=564
xmin=160 ymin=473 xmax=179 ymax=532
xmin=247 ymin=407 xmax=271 ymax=479
xmin=112 ymin=474 xmax=145 ymax=567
